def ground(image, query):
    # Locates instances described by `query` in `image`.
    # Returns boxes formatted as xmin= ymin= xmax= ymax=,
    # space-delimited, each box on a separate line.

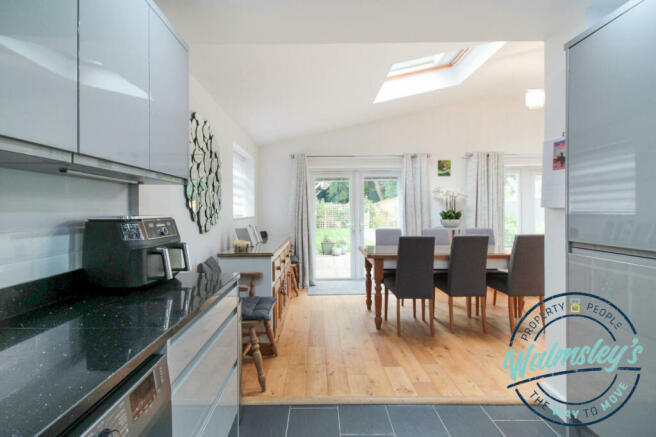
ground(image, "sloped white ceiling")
xmin=153 ymin=0 xmax=589 ymax=144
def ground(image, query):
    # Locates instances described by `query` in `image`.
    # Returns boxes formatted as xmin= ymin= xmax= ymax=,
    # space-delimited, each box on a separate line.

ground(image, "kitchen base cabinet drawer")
xmin=172 ymin=313 xmax=238 ymax=437
xmin=168 ymin=288 xmax=237 ymax=382
xmin=200 ymin=365 xmax=239 ymax=437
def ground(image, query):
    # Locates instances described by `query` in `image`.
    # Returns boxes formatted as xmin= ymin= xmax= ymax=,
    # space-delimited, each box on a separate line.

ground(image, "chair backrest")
xmin=421 ymin=227 xmax=450 ymax=245
xmin=235 ymin=227 xmax=255 ymax=244
xmin=197 ymin=256 xmax=221 ymax=274
xmin=395 ymin=236 xmax=436 ymax=299
xmin=508 ymin=235 xmax=544 ymax=297
xmin=463 ymin=228 xmax=495 ymax=245
xmin=375 ymin=228 xmax=402 ymax=245
xmin=447 ymin=235 xmax=489 ymax=297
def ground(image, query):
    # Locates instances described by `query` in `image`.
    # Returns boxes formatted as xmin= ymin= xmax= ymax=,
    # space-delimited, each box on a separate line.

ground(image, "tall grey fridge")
xmin=566 ymin=0 xmax=656 ymax=435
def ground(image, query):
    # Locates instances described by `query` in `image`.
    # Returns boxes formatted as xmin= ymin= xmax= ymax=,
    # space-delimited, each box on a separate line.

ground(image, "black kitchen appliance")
xmin=67 ymin=354 xmax=172 ymax=437
xmin=83 ymin=216 xmax=190 ymax=288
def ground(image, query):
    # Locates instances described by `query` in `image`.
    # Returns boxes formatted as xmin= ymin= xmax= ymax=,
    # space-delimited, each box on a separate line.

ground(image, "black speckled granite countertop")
xmin=0 ymin=271 xmax=239 ymax=437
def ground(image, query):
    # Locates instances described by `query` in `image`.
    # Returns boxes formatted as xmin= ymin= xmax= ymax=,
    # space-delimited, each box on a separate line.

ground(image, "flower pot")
xmin=331 ymin=246 xmax=342 ymax=256
xmin=321 ymin=242 xmax=335 ymax=254
xmin=441 ymin=219 xmax=461 ymax=228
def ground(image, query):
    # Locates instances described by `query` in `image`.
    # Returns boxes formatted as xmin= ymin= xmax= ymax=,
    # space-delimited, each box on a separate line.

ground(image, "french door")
xmin=311 ymin=169 xmax=401 ymax=280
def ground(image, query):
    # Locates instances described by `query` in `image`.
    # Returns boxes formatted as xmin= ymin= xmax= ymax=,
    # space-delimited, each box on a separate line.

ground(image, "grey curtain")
xmin=465 ymin=152 xmax=505 ymax=251
xmin=402 ymin=153 xmax=431 ymax=236
xmin=293 ymin=154 xmax=314 ymax=287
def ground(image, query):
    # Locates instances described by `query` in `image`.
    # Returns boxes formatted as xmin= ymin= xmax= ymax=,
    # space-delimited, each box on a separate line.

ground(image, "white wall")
xmin=140 ymin=74 xmax=259 ymax=267
xmin=258 ymin=97 xmax=544 ymax=238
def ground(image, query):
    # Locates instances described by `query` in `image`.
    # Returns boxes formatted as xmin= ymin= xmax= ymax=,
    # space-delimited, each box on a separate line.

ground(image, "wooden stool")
xmin=241 ymin=296 xmax=277 ymax=392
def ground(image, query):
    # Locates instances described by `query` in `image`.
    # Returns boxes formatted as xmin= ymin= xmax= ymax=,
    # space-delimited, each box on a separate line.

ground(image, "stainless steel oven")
xmin=68 ymin=355 xmax=172 ymax=437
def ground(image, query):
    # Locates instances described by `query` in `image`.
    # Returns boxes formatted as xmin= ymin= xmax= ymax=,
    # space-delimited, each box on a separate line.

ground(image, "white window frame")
xmin=232 ymin=143 xmax=255 ymax=219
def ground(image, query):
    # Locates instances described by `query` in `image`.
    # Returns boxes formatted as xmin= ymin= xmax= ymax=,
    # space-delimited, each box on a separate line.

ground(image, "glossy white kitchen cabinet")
xmin=170 ymin=283 xmax=240 ymax=437
xmin=568 ymin=250 xmax=656 ymax=436
xmin=0 ymin=0 xmax=77 ymax=151
xmin=149 ymin=8 xmax=189 ymax=178
xmin=78 ymin=0 xmax=150 ymax=168
xmin=567 ymin=0 xmax=656 ymax=252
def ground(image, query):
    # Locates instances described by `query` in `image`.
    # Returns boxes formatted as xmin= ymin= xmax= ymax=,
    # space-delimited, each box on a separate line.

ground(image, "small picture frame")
xmin=438 ymin=160 xmax=451 ymax=176
xmin=552 ymin=140 xmax=566 ymax=170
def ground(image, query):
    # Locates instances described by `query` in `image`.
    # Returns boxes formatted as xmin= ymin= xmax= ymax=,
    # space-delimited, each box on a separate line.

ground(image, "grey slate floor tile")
xmin=434 ymin=405 xmax=502 ymax=437
xmin=482 ymin=404 xmax=543 ymax=421
xmin=287 ymin=407 xmax=340 ymax=437
xmin=386 ymin=405 xmax=449 ymax=437
xmin=239 ymin=405 xmax=290 ymax=437
xmin=338 ymin=405 xmax=394 ymax=435
xmin=495 ymin=420 xmax=559 ymax=437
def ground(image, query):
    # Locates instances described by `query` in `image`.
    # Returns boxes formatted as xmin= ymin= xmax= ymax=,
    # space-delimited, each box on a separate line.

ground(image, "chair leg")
xmin=475 ymin=296 xmax=480 ymax=316
xmin=249 ymin=327 xmax=266 ymax=392
xmin=493 ymin=288 xmax=497 ymax=305
xmin=384 ymin=286 xmax=389 ymax=321
xmin=539 ymin=298 xmax=546 ymax=326
xmin=448 ymin=296 xmax=455 ymax=333
xmin=518 ymin=297 xmax=525 ymax=316
xmin=413 ymin=299 xmax=416 ymax=319
xmin=264 ymin=320 xmax=278 ymax=356
xmin=421 ymin=299 xmax=425 ymax=322
xmin=291 ymin=271 xmax=299 ymax=297
xmin=429 ymin=298 xmax=435 ymax=336
xmin=396 ymin=296 xmax=401 ymax=336
xmin=466 ymin=297 xmax=471 ymax=319
xmin=481 ymin=296 xmax=488 ymax=333
xmin=508 ymin=296 xmax=516 ymax=333
xmin=401 ymin=298 xmax=404 ymax=307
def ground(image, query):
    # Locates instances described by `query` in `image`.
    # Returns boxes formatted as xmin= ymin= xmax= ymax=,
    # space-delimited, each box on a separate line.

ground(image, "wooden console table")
xmin=218 ymin=237 xmax=292 ymax=338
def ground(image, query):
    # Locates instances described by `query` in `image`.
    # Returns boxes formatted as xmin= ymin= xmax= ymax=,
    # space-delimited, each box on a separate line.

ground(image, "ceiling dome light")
xmin=525 ymin=89 xmax=545 ymax=110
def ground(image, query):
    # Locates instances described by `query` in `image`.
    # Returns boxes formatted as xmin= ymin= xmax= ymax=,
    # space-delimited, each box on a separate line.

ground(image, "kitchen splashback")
xmin=0 ymin=167 xmax=129 ymax=289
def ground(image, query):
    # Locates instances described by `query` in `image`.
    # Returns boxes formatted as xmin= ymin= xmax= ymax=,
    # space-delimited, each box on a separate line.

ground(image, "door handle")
xmin=148 ymin=247 xmax=173 ymax=280
xmin=168 ymin=242 xmax=191 ymax=271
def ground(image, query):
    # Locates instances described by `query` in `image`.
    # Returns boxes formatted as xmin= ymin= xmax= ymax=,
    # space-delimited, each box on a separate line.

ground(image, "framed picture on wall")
xmin=438 ymin=160 xmax=451 ymax=176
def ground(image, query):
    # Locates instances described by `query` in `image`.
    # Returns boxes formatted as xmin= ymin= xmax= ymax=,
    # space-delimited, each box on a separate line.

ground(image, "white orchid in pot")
xmin=433 ymin=187 xmax=466 ymax=228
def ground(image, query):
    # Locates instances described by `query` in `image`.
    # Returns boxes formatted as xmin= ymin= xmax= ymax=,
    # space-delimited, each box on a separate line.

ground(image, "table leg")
xmin=365 ymin=258 xmax=372 ymax=311
xmin=374 ymin=259 xmax=383 ymax=330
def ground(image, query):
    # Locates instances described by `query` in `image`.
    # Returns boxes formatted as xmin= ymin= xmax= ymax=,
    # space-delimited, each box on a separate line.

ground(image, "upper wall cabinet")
xmin=149 ymin=8 xmax=189 ymax=179
xmin=0 ymin=0 xmax=78 ymax=151
xmin=79 ymin=0 xmax=150 ymax=169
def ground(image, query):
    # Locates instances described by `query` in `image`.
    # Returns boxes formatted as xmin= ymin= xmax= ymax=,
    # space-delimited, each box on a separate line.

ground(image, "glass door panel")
xmin=362 ymin=177 xmax=400 ymax=246
xmin=314 ymin=177 xmax=352 ymax=279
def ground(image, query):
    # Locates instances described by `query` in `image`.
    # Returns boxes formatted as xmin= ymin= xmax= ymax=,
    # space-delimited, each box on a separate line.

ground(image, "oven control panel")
xmin=118 ymin=218 xmax=178 ymax=241
xmin=142 ymin=218 xmax=178 ymax=240
xmin=70 ymin=356 xmax=171 ymax=437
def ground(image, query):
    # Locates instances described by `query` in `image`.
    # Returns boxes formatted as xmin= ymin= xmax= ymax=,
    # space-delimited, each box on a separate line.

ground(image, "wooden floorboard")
xmin=241 ymin=288 xmax=543 ymax=404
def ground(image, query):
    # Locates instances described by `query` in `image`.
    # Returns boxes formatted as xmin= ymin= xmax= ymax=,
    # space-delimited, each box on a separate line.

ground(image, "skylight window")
xmin=386 ymin=49 xmax=468 ymax=80
xmin=374 ymin=42 xmax=506 ymax=103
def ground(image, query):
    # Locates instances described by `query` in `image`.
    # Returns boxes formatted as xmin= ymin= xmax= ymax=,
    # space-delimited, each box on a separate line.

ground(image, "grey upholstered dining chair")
xmin=376 ymin=228 xmax=403 ymax=302
xmin=486 ymin=234 xmax=545 ymax=333
xmin=434 ymin=235 xmax=489 ymax=333
xmin=462 ymin=227 xmax=495 ymax=245
xmin=421 ymin=227 xmax=450 ymax=245
xmin=463 ymin=227 xmax=498 ymax=310
xmin=383 ymin=236 xmax=436 ymax=336
xmin=375 ymin=228 xmax=402 ymax=245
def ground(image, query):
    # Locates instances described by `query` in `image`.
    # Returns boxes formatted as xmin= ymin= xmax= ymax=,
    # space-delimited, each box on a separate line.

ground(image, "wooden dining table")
xmin=358 ymin=245 xmax=511 ymax=330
